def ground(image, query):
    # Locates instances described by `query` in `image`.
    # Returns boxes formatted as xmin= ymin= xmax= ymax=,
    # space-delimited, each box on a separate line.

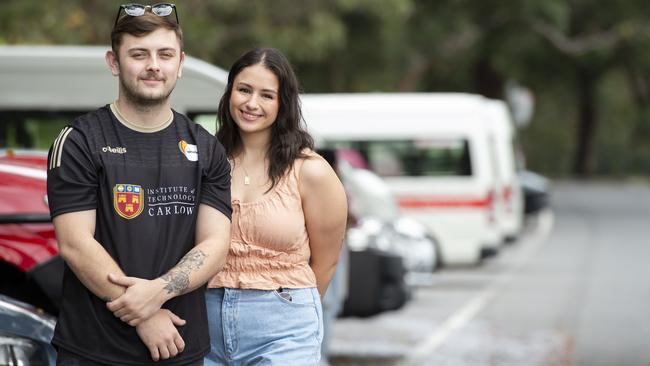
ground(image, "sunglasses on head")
xmin=114 ymin=3 xmax=179 ymax=27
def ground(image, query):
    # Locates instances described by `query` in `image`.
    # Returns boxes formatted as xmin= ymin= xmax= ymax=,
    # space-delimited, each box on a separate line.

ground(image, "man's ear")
xmin=178 ymin=51 xmax=186 ymax=79
xmin=105 ymin=50 xmax=120 ymax=76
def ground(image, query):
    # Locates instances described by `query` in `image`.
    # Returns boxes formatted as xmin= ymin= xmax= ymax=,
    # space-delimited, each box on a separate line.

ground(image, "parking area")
xmin=329 ymin=182 xmax=650 ymax=366
xmin=329 ymin=211 xmax=555 ymax=366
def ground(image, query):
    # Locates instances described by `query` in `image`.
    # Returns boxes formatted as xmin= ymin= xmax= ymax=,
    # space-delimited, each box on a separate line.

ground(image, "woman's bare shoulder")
xmin=299 ymin=150 xmax=335 ymax=185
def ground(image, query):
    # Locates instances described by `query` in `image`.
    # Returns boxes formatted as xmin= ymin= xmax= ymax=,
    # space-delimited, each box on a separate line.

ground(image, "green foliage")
xmin=3 ymin=0 xmax=650 ymax=176
xmin=519 ymin=86 xmax=576 ymax=176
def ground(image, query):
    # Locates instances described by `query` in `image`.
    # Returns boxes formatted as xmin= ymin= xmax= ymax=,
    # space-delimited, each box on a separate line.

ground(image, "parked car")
xmin=485 ymin=99 xmax=524 ymax=242
xmin=518 ymin=170 xmax=551 ymax=215
xmin=0 ymin=294 xmax=56 ymax=365
xmin=340 ymin=160 xmax=439 ymax=274
xmin=0 ymin=149 xmax=62 ymax=316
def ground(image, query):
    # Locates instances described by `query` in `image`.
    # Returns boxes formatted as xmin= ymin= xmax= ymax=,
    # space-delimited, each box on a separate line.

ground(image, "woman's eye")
xmin=238 ymin=88 xmax=251 ymax=94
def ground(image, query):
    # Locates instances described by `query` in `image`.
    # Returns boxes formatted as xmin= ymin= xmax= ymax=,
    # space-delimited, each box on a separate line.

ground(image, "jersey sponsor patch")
xmin=178 ymin=140 xmax=198 ymax=161
xmin=114 ymin=184 xmax=144 ymax=219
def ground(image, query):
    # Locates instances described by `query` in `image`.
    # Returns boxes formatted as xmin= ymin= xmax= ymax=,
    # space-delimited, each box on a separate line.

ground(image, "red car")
xmin=0 ymin=149 xmax=62 ymax=315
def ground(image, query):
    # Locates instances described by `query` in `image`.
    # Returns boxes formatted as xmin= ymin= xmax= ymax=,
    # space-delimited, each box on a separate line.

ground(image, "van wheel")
xmin=480 ymin=247 xmax=499 ymax=259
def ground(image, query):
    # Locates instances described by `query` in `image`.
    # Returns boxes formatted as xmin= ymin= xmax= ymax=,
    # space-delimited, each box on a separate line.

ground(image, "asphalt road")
xmin=329 ymin=182 xmax=650 ymax=366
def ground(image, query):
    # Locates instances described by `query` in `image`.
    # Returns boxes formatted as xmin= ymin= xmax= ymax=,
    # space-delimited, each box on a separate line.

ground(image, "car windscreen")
xmin=0 ymin=111 xmax=88 ymax=149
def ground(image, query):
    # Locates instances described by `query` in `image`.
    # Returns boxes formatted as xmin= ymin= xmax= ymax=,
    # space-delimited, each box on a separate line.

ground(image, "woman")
xmin=205 ymin=48 xmax=348 ymax=365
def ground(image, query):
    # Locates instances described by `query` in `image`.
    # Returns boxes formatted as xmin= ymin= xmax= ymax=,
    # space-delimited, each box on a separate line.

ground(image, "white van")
xmin=0 ymin=45 xmax=228 ymax=147
xmin=485 ymin=100 xmax=524 ymax=241
xmin=302 ymin=93 xmax=517 ymax=265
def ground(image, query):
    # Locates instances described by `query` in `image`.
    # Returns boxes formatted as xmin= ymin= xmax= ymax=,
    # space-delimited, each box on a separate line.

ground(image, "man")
xmin=47 ymin=4 xmax=231 ymax=365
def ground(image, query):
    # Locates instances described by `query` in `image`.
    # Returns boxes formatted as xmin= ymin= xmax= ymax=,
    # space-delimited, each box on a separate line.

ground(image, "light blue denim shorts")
xmin=204 ymin=287 xmax=323 ymax=366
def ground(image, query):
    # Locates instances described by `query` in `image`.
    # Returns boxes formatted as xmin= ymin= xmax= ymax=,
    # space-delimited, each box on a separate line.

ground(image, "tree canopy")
xmin=3 ymin=0 xmax=650 ymax=177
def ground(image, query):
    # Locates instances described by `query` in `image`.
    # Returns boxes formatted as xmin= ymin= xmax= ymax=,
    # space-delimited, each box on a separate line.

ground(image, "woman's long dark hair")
xmin=216 ymin=47 xmax=314 ymax=190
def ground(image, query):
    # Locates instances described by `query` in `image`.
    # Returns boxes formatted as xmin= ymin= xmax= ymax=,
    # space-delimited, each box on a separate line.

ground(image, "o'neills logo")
xmin=114 ymin=184 xmax=144 ymax=219
xmin=103 ymin=146 xmax=127 ymax=154
xmin=178 ymin=140 xmax=198 ymax=161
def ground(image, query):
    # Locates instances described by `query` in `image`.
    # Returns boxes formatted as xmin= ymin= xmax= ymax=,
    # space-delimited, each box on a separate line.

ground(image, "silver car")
xmin=0 ymin=295 xmax=56 ymax=365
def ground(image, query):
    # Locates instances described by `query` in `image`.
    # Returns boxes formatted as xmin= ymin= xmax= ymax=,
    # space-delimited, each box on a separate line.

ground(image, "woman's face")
xmin=229 ymin=63 xmax=280 ymax=137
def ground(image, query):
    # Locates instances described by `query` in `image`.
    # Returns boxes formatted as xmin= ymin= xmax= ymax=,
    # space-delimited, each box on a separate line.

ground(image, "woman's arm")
xmin=300 ymin=156 xmax=348 ymax=296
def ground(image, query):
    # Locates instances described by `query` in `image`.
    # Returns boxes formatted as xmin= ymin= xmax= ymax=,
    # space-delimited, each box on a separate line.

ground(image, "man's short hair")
xmin=111 ymin=11 xmax=183 ymax=57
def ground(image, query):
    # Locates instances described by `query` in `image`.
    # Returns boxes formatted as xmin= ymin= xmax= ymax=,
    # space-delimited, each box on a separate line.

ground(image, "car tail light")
xmin=486 ymin=189 xmax=496 ymax=224
xmin=503 ymin=185 xmax=513 ymax=213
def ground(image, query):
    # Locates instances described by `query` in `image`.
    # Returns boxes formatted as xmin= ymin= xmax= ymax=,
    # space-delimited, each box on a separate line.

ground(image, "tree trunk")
xmin=473 ymin=57 xmax=504 ymax=99
xmin=396 ymin=55 xmax=433 ymax=91
xmin=621 ymin=58 xmax=650 ymax=141
xmin=573 ymin=66 xmax=598 ymax=177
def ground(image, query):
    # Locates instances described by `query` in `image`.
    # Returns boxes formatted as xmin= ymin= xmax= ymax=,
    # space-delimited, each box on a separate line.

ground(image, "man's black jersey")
xmin=47 ymin=105 xmax=231 ymax=365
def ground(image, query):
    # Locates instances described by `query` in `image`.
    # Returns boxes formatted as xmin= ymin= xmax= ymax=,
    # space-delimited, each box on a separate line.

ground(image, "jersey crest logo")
xmin=113 ymin=184 xmax=144 ymax=219
xmin=179 ymin=140 xmax=198 ymax=161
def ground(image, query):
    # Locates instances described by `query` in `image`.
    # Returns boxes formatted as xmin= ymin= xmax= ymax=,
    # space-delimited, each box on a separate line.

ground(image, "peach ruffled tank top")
xmin=208 ymin=152 xmax=317 ymax=290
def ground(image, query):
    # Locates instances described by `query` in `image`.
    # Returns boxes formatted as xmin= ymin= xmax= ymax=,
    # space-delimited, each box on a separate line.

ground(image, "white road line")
xmin=398 ymin=210 xmax=555 ymax=365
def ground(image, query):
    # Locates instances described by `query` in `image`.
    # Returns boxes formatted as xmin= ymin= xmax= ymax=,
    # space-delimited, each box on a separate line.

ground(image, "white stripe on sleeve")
xmin=49 ymin=127 xmax=69 ymax=170
xmin=54 ymin=127 xmax=74 ymax=169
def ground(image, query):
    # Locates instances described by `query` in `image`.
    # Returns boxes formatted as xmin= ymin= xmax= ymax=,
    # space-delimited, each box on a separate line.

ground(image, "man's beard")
xmin=120 ymin=73 xmax=175 ymax=107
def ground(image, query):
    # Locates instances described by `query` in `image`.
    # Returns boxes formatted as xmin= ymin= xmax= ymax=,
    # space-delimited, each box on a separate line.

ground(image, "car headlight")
xmin=357 ymin=218 xmax=383 ymax=236
xmin=0 ymin=335 xmax=50 ymax=366
xmin=346 ymin=227 xmax=371 ymax=251
xmin=392 ymin=217 xmax=429 ymax=239
xmin=345 ymin=217 xmax=386 ymax=251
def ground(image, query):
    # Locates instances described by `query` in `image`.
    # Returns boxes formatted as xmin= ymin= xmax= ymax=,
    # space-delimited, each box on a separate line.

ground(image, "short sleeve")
xmin=200 ymin=142 xmax=232 ymax=220
xmin=47 ymin=127 xmax=98 ymax=219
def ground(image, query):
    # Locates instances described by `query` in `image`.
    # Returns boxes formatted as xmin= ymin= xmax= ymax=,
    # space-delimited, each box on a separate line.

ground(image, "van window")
xmin=326 ymin=139 xmax=472 ymax=177
xmin=1 ymin=111 xmax=87 ymax=149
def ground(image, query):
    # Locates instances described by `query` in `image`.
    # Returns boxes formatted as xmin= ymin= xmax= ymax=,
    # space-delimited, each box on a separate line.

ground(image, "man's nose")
xmin=147 ymin=56 xmax=161 ymax=72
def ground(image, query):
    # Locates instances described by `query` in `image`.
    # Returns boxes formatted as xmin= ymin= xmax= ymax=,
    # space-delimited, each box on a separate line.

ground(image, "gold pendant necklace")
xmin=241 ymin=163 xmax=251 ymax=185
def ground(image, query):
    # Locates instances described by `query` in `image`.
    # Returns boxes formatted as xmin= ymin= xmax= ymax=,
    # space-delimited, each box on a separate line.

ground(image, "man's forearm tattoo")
xmin=161 ymin=249 xmax=207 ymax=295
